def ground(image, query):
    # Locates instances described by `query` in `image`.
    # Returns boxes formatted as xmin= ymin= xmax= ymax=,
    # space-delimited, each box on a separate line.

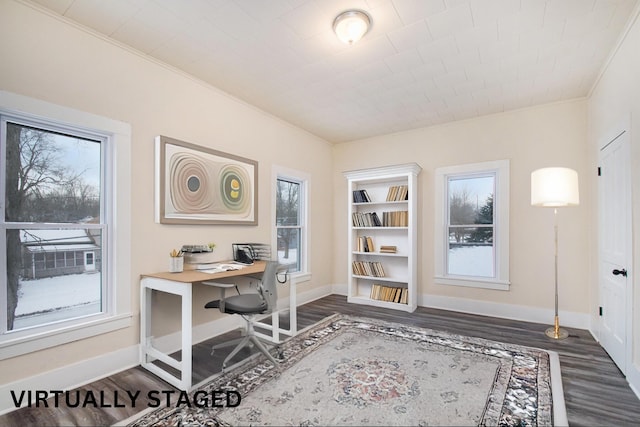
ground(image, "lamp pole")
xmin=546 ymin=207 xmax=568 ymax=340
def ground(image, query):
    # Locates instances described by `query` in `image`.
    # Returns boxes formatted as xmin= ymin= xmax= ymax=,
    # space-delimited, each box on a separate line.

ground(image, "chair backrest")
xmin=258 ymin=261 xmax=279 ymax=312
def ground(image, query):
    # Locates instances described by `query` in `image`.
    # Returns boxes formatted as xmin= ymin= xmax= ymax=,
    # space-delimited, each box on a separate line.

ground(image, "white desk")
xmin=139 ymin=260 xmax=298 ymax=390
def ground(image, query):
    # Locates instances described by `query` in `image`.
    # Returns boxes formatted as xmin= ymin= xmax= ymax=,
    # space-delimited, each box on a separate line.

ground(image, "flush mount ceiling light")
xmin=333 ymin=10 xmax=371 ymax=45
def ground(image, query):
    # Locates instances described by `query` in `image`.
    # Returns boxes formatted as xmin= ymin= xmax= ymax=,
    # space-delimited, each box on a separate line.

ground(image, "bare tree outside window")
xmin=276 ymin=178 xmax=301 ymax=272
xmin=447 ymin=175 xmax=495 ymax=278
xmin=4 ymin=122 xmax=102 ymax=331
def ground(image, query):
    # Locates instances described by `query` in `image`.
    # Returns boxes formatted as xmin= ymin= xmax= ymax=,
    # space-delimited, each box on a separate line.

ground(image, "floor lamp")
xmin=531 ymin=167 xmax=580 ymax=340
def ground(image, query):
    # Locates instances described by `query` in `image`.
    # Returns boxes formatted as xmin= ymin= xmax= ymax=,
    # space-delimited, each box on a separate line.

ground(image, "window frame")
xmin=0 ymin=91 xmax=132 ymax=360
xmin=434 ymin=160 xmax=510 ymax=290
xmin=272 ymin=165 xmax=310 ymax=279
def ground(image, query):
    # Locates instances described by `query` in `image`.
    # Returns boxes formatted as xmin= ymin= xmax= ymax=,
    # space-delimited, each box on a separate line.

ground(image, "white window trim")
xmin=434 ymin=159 xmax=510 ymax=291
xmin=0 ymin=91 xmax=132 ymax=359
xmin=272 ymin=165 xmax=310 ymax=281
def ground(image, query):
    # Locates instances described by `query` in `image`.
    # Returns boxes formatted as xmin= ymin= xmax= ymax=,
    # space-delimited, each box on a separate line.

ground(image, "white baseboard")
xmin=331 ymin=284 xmax=590 ymax=329
xmin=0 ymin=286 xmax=596 ymax=416
xmin=0 ymin=344 xmax=139 ymax=416
xmin=332 ymin=283 xmax=348 ymax=295
xmin=0 ymin=284 xmax=334 ymax=416
xmin=421 ymin=294 xmax=590 ymax=329
xmin=626 ymin=363 xmax=640 ymax=401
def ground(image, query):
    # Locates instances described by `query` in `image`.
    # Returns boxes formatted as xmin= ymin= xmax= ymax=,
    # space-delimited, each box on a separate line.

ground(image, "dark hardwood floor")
xmin=2 ymin=294 xmax=640 ymax=426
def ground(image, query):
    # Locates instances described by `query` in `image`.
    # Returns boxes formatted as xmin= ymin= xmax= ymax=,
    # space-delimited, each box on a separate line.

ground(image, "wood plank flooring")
xmin=2 ymin=294 xmax=640 ymax=426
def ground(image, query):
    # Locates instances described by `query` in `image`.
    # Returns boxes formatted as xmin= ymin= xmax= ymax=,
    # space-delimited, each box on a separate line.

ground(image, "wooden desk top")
xmin=141 ymin=260 xmax=266 ymax=283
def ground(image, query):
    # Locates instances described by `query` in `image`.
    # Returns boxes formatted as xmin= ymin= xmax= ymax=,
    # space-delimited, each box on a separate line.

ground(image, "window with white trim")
xmin=435 ymin=160 xmax=510 ymax=290
xmin=0 ymin=92 xmax=131 ymax=359
xmin=274 ymin=167 xmax=308 ymax=274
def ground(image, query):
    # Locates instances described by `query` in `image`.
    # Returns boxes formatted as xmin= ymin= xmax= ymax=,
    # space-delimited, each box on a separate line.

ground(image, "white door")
xmin=598 ymin=129 xmax=632 ymax=373
xmin=84 ymin=251 xmax=96 ymax=272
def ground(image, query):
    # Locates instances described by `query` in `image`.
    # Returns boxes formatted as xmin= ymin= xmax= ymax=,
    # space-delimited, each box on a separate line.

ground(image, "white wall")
xmin=0 ymin=0 xmax=334 ymax=384
xmin=333 ymin=100 xmax=591 ymax=325
xmin=587 ymin=7 xmax=640 ymax=392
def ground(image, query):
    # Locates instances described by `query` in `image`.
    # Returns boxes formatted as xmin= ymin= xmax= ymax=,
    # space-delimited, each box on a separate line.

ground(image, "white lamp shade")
xmin=531 ymin=167 xmax=580 ymax=207
xmin=333 ymin=10 xmax=371 ymax=45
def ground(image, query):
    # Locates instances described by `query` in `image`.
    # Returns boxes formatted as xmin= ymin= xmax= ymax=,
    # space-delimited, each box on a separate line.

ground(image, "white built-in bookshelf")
xmin=344 ymin=163 xmax=421 ymax=313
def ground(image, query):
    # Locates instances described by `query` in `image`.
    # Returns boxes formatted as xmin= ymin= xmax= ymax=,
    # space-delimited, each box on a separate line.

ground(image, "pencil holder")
xmin=169 ymin=256 xmax=184 ymax=273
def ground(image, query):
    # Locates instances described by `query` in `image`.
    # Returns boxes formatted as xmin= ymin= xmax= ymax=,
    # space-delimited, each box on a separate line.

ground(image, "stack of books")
xmin=352 ymin=189 xmax=372 ymax=203
xmin=382 ymin=210 xmax=408 ymax=227
xmin=386 ymin=185 xmax=408 ymax=201
xmin=357 ymin=236 xmax=375 ymax=252
xmin=352 ymin=261 xmax=385 ymax=277
xmin=370 ymin=284 xmax=408 ymax=304
xmin=379 ymin=245 xmax=397 ymax=253
xmin=352 ymin=212 xmax=382 ymax=227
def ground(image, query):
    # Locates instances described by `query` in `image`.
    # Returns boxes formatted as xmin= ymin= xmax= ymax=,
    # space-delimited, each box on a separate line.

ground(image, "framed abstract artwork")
xmin=155 ymin=135 xmax=258 ymax=225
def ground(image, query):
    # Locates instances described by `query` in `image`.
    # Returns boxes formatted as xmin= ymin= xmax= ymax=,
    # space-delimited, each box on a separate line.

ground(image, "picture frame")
xmin=155 ymin=135 xmax=258 ymax=225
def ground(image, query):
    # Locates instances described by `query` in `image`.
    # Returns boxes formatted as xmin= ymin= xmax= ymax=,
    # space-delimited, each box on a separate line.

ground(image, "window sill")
xmin=434 ymin=276 xmax=510 ymax=291
xmin=0 ymin=313 xmax=132 ymax=360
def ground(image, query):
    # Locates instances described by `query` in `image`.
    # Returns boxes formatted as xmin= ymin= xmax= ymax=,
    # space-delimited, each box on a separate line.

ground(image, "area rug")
xmin=129 ymin=314 xmax=565 ymax=426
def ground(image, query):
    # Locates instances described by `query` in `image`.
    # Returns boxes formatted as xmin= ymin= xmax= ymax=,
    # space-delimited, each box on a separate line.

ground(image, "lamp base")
xmin=545 ymin=326 xmax=568 ymax=339
xmin=545 ymin=316 xmax=569 ymax=339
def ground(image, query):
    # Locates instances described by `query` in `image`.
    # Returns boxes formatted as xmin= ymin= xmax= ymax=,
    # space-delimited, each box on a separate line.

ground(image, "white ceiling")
xmin=30 ymin=0 xmax=639 ymax=143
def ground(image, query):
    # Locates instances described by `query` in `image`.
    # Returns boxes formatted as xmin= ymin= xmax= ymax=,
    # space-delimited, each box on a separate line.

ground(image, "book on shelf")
xmin=382 ymin=210 xmax=408 ymax=227
xmin=352 ymin=189 xmax=371 ymax=203
xmin=352 ymin=211 xmax=382 ymax=227
xmin=386 ymin=185 xmax=408 ymax=202
xmin=369 ymin=284 xmax=408 ymax=304
xmin=357 ymin=236 xmax=375 ymax=252
xmin=352 ymin=261 xmax=385 ymax=277
xmin=379 ymin=245 xmax=397 ymax=253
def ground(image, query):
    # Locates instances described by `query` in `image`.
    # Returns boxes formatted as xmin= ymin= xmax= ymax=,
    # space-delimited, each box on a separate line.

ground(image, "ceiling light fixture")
xmin=333 ymin=10 xmax=371 ymax=45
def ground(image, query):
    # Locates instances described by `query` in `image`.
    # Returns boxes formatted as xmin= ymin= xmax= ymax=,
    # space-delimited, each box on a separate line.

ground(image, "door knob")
xmin=612 ymin=268 xmax=628 ymax=277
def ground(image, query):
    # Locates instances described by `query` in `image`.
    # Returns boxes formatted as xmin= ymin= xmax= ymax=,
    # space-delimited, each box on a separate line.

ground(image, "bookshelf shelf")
xmin=353 ymin=226 xmax=409 ymax=230
xmin=352 ymin=274 xmax=409 ymax=283
xmin=352 ymin=251 xmax=408 ymax=257
xmin=353 ymin=200 xmax=408 ymax=206
xmin=344 ymin=163 xmax=421 ymax=313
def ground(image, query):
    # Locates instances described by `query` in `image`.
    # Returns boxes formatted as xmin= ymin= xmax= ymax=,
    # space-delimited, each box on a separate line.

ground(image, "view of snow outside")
xmin=13 ymin=273 xmax=101 ymax=330
xmin=448 ymin=245 xmax=494 ymax=277
xmin=278 ymin=248 xmax=298 ymax=271
xmin=447 ymin=173 xmax=495 ymax=278
xmin=11 ymin=245 xmax=489 ymax=330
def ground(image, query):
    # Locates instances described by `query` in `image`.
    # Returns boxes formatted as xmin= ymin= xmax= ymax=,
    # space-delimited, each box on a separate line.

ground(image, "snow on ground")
xmin=10 ymin=246 xmax=492 ymax=330
xmin=448 ymin=245 xmax=494 ymax=277
xmin=15 ymin=273 xmax=100 ymax=317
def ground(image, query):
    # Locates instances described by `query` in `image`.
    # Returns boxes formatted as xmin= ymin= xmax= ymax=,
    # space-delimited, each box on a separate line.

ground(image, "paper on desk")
xmin=199 ymin=263 xmax=245 ymax=274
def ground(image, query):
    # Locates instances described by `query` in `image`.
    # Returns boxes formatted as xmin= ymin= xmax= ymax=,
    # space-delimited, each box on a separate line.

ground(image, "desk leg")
xmin=140 ymin=284 xmax=151 ymax=363
xmin=289 ymin=275 xmax=297 ymax=335
xmin=181 ymin=287 xmax=193 ymax=390
xmin=139 ymin=277 xmax=193 ymax=391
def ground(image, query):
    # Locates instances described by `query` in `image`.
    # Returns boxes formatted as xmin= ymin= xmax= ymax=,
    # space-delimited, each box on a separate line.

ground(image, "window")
xmin=273 ymin=166 xmax=309 ymax=275
xmin=0 ymin=91 xmax=131 ymax=359
xmin=434 ymin=160 xmax=509 ymax=290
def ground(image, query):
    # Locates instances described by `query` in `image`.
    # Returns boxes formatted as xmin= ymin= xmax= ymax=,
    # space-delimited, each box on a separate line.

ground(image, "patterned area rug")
xmin=129 ymin=314 xmax=563 ymax=426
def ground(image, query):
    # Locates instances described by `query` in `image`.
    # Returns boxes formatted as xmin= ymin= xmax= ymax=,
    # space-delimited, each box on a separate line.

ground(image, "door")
xmin=599 ymin=128 xmax=632 ymax=373
xmin=84 ymin=251 xmax=96 ymax=272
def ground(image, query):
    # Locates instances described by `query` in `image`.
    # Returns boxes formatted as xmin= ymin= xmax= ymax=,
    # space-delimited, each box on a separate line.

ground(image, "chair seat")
xmin=203 ymin=261 xmax=280 ymax=371
xmin=204 ymin=300 xmax=220 ymax=309
xmin=220 ymin=293 xmax=268 ymax=314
